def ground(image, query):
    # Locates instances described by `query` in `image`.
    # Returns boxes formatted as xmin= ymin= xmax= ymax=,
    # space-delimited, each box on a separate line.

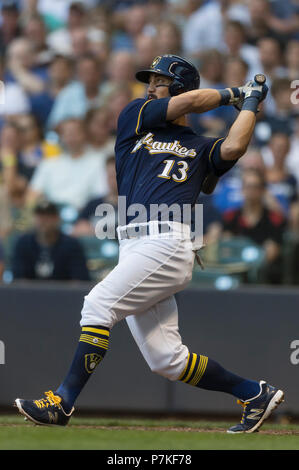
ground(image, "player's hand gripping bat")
xmin=201 ymin=75 xmax=267 ymax=195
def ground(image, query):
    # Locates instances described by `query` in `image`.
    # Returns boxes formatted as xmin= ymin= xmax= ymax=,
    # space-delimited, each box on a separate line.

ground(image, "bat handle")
xmin=254 ymin=74 xmax=266 ymax=85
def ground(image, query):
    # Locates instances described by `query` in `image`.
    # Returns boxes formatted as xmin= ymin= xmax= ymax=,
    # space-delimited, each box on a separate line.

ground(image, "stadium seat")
xmin=77 ymin=236 xmax=119 ymax=281
xmin=192 ymin=237 xmax=266 ymax=286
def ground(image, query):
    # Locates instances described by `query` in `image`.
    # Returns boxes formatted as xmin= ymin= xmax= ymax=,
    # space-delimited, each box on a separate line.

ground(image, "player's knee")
xmin=80 ymin=296 xmax=116 ymax=329
xmin=147 ymin=346 xmax=188 ymax=381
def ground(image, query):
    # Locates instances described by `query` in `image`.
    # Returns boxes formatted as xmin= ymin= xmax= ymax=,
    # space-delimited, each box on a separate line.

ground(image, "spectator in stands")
xmin=155 ymin=20 xmax=182 ymax=56
xmin=197 ymin=49 xmax=224 ymax=89
xmin=0 ymin=56 xmax=30 ymax=123
xmin=223 ymin=20 xmax=261 ymax=79
xmin=12 ymin=200 xmax=90 ymax=281
xmin=0 ymin=122 xmax=20 ymax=192
xmin=182 ymin=0 xmax=250 ymax=57
xmin=47 ymin=54 xmax=106 ymax=129
xmin=0 ymin=1 xmax=22 ymax=56
xmin=223 ymin=56 xmax=249 ymax=88
xmin=266 ymin=78 xmax=297 ymax=135
xmin=85 ymin=107 xmax=115 ymax=156
xmin=222 ymin=168 xmax=286 ymax=284
xmin=263 ymin=0 xmax=299 ymax=42
xmin=262 ymin=132 xmax=297 ymax=215
xmin=285 ymin=40 xmax=299 ymax=80
xmin=104 ymin=50 xmax=145 ymax=101
xmin=46 ymin=1 xmax=88 ymax=56
xmin=16 ymin=113 xmax=61 ymax=181
xmin=28 ymin=118 xmax=108 ymax=211
xmin=5 ymin=37 xmax=53 ymax=124
xmin=72 ymin=155 xmax=118 ymax=237
xmin=0 ymin=173 xmax=33 ymax=239
xmin=105 ymin=85 xmax=132 ymax=135
xmin=0 ymin=174 xmax=34 ymax=270
xmin=24 ymin=14 xmax=54 ymax=67
xmin=257 ymin=36 xmax=286 ymax=81
xmin=134 ymin=34 xmax=157 ymax=70
xmin=247 ymin=0 xmax=275 ymax=44
xmin=111 ymin=4 xmax=149 ymax=52
xmin=88 ymin=26 xmax=109 ymax=65
xmin=47 ymin=54 xmax=75 ymax=100
xmin=70 ymin=27 xmax=91 ymax=59
xmin=5 ymin=36 xmax=49 ymax=91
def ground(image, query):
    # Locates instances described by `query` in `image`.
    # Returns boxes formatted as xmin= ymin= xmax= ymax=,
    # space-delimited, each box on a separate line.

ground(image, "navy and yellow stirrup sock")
xmin=178 ymin=353 xmax=260 ymax=400
xmin=56 ymin=326 xmax=110 ymax=412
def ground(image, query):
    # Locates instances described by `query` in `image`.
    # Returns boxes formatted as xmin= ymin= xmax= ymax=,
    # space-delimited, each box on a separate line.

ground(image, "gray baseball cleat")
xmin=15 ymin=390 xmax=74 ymax=426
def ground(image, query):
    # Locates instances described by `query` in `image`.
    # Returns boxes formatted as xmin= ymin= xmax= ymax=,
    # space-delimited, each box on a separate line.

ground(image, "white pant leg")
xmin=80 ymin=236 xmax=194 ymax=329
xmin=126 ymin=295 xmax=189 ymax=381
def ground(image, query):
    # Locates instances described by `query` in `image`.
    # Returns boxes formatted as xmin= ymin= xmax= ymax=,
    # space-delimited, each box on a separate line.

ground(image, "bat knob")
xmin=254 ymin=74 xmax=266 ymax=85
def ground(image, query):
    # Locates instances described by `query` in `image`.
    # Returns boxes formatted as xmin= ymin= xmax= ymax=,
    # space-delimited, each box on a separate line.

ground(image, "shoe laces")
xmin=237 ymin=399 xmax=250 ymax=424
xmin=34 ymin=391 xmax=62 ymax=409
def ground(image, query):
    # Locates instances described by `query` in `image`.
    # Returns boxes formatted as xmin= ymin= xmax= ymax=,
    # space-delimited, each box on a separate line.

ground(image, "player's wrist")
xmin=219 ymin=87 xmax=241 ymax=106
xmin=241 ymin=94 xmax=260 ymax=114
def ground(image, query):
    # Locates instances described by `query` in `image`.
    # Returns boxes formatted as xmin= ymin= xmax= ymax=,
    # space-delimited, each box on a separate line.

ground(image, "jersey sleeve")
xmin=205 ymin=137 xmax=238 ymax=177
xmin=117 ymin=97 xmax=171 ymax=137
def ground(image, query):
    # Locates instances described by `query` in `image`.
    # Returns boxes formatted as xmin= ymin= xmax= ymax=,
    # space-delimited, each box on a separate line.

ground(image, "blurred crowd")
xmin=0 ymin=0 xmax=298 ymax=285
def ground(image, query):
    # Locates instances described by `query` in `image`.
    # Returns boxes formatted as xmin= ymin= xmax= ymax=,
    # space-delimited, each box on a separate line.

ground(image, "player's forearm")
xmin=220 ymin=110 xmax=256 ymax=161
xmin=167 ymin=88 xmax=223 ymax=120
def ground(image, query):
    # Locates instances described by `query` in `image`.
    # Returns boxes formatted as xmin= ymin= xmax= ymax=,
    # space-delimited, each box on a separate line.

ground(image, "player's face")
xmin=147 ymin=73 xmax=172 ymax=100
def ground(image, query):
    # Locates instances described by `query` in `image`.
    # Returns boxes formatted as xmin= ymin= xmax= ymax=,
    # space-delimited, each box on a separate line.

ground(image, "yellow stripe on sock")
xmin=82 ymin=327 xmax=110 ymax=337
xmin=80 ymin=334 xmax=109 ymax=344
xmin=182 ymin=353 xmax=197 ymax=383
xmin=80 ymin=338 xmax=109 ymax=350
xmin=189 ymin=355 xmax=208 ymax=386
xmin=79 ymin=334 xmax=109 ymax=350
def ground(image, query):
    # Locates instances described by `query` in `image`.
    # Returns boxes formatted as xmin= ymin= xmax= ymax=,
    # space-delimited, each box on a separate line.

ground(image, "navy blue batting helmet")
xmin=135 ymin=54 xmax=200 ymax=96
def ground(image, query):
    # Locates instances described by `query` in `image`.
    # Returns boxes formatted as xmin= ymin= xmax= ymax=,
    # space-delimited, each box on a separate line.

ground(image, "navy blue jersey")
xmin=115 ymin=97 xmax=231 ymax=224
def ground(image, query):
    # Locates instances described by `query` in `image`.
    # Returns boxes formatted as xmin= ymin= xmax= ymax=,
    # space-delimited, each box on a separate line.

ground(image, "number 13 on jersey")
xmin=158 ymin=159 xmax=189 ymax=182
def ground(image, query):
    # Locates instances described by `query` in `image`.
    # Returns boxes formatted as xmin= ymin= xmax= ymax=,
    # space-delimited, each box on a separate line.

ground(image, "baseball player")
xmin=15 ymin=55 xmax=284 ymax=433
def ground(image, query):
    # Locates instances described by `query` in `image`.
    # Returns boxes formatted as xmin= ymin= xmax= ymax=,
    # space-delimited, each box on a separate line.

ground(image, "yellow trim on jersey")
xmin=82 ymin=327 xmax=110 ymax=337
xmin=135 ymin=99 xmax=152 ymax=135
xmin=208 ymin=138 xmax=224 ymax=162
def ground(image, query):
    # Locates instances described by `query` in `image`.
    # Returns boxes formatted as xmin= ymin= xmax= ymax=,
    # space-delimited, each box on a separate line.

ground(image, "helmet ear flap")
xmin=169 ymin=81 xmax=184 ymax=96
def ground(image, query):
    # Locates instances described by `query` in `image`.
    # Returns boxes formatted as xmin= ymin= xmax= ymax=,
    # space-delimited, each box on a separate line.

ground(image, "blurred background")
xmin=0 ymin=0 xmax=298 ymax=287
xmin=0 ymin=0 xmax=299 ymax=419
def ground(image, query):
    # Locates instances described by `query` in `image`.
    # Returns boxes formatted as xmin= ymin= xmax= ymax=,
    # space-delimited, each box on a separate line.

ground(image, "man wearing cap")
xmin=12 ymin=200 xmax=90 ymax=281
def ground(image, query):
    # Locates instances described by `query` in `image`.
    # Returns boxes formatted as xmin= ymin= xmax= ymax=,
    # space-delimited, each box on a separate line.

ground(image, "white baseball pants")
xmin=80 ymin=222 xmax=195 ymax=381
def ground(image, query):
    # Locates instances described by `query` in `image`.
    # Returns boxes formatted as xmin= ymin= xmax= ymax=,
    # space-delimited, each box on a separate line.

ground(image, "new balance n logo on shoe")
xmin=247 ymin=409 xmax=264 ymax=420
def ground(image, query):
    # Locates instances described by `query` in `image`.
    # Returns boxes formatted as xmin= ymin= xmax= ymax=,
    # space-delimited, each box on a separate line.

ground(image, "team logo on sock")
xmin=84 ymin=353 xmax=102 ymax=373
